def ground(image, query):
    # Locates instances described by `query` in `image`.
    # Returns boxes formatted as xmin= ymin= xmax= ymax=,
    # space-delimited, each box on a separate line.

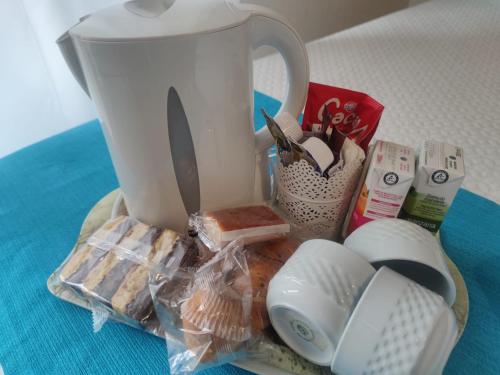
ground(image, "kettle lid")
xmin=71 ymin=0 xmax=250 ymax=41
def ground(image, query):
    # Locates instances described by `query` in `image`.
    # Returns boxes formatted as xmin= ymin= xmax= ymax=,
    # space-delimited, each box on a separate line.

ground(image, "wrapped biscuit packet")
xmin=151 ymin=239 xmax=253 ymax=373
xmin=50 ymin=215 xmax=198 ymax=334
xmin=190 ymin=205 xmax=290 ymax=251
xmin=52 ymin=211 xmax=304 ymax=374
xmin=151 ymin=234 xmax=302 ymax=374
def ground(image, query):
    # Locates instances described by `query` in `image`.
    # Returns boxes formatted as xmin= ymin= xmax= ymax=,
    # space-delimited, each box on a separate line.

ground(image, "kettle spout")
xmin=57 ymin=30 xmax=90 ymax=97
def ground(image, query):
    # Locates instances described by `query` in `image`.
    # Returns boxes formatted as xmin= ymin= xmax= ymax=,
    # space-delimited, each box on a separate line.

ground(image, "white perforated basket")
xmin=276 ymin=139 xmax=365 ymax=239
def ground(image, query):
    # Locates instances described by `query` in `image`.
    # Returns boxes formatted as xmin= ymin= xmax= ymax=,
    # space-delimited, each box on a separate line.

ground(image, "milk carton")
xmin=400 ymin=141 xmax=465 ymax=233
xmin=344 ymin=140 xmax=415 ymax=236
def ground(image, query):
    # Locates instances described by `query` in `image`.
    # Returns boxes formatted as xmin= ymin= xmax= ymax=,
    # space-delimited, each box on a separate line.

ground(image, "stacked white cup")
xmin=267 ymin=219 xmax=459 ymax=375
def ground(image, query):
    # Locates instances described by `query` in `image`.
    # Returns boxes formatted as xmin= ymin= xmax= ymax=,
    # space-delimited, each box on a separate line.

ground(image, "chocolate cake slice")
xmin=59 ymin=215 xmax=133 ymax=284
xmin=108 ymin=233 xmax=215 ymax=324
xmin=60 ymin=216 xmax=220 ymax=326
xmin=59 ymin=216 xmax=157 ymax=313
xmin=82 ymin=221 xmax=159 ymax=306
xmin=111 ymin=229 xmax=179 ymax=321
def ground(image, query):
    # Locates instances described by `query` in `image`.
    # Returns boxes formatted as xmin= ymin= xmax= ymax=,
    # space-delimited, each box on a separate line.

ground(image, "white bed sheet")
xmin=254 ymin=0 xmax=500 ymax=203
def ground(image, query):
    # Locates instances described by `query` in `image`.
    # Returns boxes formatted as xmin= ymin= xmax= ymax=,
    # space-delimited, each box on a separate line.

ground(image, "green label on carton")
xmin=401 ymin=187 xmax=449 ymax=232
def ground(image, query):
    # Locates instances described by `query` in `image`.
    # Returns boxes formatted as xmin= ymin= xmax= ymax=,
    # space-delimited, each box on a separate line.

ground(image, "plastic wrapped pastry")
xmin=151 ymin=239 xmax=252 ymax=373
xmin=151 ymin=235 xmax=301 ymax=374
xmin=54 ymin=215 xmax=188 ymax=328
xmin=241 ymin=237 xmax=301 ymax=332
xmin=191 ymin=205 xmax=290 ymax=250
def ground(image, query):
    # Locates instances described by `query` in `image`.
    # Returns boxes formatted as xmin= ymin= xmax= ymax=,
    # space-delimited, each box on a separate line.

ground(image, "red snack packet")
xmin=302 ymin=82 xmax=384 ymax=154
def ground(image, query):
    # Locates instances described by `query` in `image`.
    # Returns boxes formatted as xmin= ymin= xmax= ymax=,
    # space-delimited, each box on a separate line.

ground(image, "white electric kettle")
xmin=58 ymin=0 xmax=309 ymax=232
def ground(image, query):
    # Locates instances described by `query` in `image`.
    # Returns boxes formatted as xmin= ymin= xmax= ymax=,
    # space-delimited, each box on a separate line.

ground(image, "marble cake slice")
xmin=81 ymin=221 xmax=159 ymax=306
xmin=59 ymin=215 xmax=133 ymax=285
xmin=111 ymin=228 xmax=179 ymax=322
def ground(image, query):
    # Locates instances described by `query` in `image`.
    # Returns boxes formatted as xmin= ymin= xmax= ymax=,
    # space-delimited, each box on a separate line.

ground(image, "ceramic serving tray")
xmin=47 ymin=190 xmax=469 ymax=375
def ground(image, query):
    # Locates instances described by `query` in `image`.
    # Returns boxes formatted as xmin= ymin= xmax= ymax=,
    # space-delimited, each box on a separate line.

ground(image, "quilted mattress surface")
xmin=254 ymin=0 xmax=500 ymax=203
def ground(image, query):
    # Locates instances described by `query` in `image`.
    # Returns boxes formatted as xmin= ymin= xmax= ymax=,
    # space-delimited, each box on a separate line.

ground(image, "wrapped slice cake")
xmin=81 ymin=220 xmax=159 ymax=305
xmin=195 ymin=205 xmax=290 ymax=250
xmin=57 ymin=216 xmax=181 ymax=325
xmin=240 ymin=237 xmax=301 ymax=332
xmin=157 ymin=235 xmax=301 ymax=372
xmin=111 ymin=228 xmax=179 ymax=321
xmin=59 ymin=215 xmax=134 ymax=285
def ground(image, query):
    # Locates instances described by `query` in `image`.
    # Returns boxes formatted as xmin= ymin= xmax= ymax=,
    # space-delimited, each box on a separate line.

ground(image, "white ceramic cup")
xmin=331 ymin=266 xmax=458 ymax=375
xmin=344 ymin=219 xmax=456 ymax=305
xmin=266 ymin=239 xmax=375 ymax=365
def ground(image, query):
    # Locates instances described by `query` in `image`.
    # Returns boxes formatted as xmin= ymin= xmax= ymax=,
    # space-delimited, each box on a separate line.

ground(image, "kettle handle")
xmin=250 ymin=11 xmax=309 ymax=152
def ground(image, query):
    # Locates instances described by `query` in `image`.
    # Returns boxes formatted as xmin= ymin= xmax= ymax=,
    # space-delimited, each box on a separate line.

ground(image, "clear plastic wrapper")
xmin=151 ymin=239 xmax=251 ymax=373
xmin=189 ymin=205 xmax=290 ymax=251
xmin=50 ymin=210 xmax=314 ymax=374
xmin=243 ymin=237 xmax=301 ymax=332
xmin=50 ymin=215 xmax=193 ymax=333
xmin=151 ymin=235 xmax=301 ymax=374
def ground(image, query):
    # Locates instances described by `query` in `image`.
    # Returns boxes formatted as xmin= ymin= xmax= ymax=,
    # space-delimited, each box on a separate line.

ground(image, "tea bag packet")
xmin=255 ymin=111 xmax=304 ymax=202
xmin=262 ymin=109 xmax=322 ymax=171
xmin=301 ymin=137 xmax=335 ymax=175
xmin=190 ymin=205 xmax=290 ymax=251
xmin=326 ymin=153 xmax=345 ymax=177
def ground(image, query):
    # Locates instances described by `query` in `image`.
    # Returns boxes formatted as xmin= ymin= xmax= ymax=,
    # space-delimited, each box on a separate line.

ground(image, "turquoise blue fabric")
xmin=0 ymin=91 xmax=498 ymax=374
